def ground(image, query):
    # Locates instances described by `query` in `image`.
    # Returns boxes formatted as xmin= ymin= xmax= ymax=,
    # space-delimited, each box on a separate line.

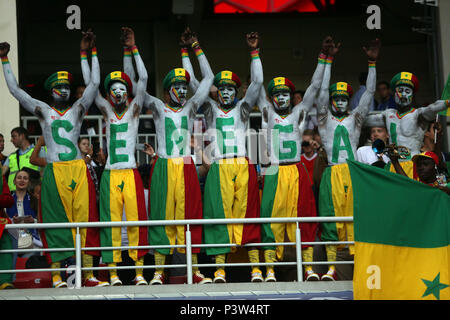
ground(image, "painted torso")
xmin=319 ymin=113 xmax=361 ymax=166
xmin=104 ymin=103 xmax=139 ymax=170
xmin=266 ymin=106 xmax=302 ymax=164
xmin=153 ymin=104 xmax=195 ymax=159
xmin=204 ymin=100 xmax=249 ymax=161
xmin=383 ymin=107 xmax=424 ymax=159
xmin=38 ymin=105 xmax=84 ymax=163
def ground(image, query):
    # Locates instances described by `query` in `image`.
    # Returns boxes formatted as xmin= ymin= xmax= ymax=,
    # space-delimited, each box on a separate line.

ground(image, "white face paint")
xmin=169 ymin=82 xmax=188 ymax=106
xmin=218 ymin=85 xmax=236 ymax=107
xmin=109 ymin=82 xmax=128 ymax=106
xmin=52 ymin=85 xmax=71 ymax=103
xmin=394 ymin=85 xmax=413 ymax=108
xmin=272 ymin=91 xmax=291 ymax=111
xmin=331 ymin=96 xmax=349 ymax=114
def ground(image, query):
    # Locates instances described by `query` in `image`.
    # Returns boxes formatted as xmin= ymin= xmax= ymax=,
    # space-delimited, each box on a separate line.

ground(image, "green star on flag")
xmin=118 ymin=181 xmax=125 ymax=192
xmin=421 ymin=273 xmax=449 ymax=300
xmin=69 ymin=179 xmax=77 ymax=190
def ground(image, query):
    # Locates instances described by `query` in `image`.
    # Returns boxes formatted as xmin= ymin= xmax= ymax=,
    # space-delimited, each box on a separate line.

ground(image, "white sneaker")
xmin=305 ymin=270 xmax=320 ymax=281
xmin=251 ymin=268 xmax=264 ymax=282
xmin=265 ymin=269 xmax=276 ymax=282
xmin=110 ymin=275 xmax=122 ymax=286
xmin=149 ymin=272 xmax=165 ymax=285
xmin=133 ymin=275 xmax=148 ymax=286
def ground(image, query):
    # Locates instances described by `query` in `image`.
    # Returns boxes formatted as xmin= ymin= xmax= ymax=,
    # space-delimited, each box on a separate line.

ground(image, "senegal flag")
xmin=438 ymin=73 xmax=450 ymax=116
xmin=348 ymin=160 xmax=450 ymax=300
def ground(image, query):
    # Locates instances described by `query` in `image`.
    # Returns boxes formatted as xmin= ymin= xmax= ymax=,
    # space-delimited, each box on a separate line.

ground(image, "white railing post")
xmin=295 ymin=222 xmax=303 ymax=282
xmin=186 ymin=224 xmax=193 ymax=284
xmin=75 ymin=227 xmax=82 ymax=289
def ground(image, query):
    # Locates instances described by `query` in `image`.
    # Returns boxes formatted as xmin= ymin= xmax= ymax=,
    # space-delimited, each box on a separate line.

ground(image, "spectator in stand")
xmin=356 ymin=121 xmax=390 ymax=166
xmin=2 ymin=127 xmax=42 ymax=192
xmin=0 ymin=174 xmax=15 ymax=289
xmin=375 ymin=80 xmax=396 ymax=111
xmin=350 ymin=71 xmax=377 ymax=111
xmin=78 ymin=137 xmax=100 ymax=197
xmin=0 ymin=134 xmax=7 ymax=165
xmin=292 ymin=90 xmax=304 ymax=106
xmin=301 ymin=129 xmax=319 ymax=184
xmin=388 ymin=150 xmax=450 ymax=195
xmin=6 ymin=169 xmax=42 ymax=258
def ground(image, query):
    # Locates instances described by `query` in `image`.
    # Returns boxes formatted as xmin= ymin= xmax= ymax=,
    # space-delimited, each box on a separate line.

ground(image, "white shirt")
xmin=356 ymin=145 xmax=390 ymax=165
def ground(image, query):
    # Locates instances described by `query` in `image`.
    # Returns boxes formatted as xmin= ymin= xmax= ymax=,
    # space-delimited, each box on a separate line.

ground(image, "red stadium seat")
xmin=13 ymin=257 xmax=52 ymax=289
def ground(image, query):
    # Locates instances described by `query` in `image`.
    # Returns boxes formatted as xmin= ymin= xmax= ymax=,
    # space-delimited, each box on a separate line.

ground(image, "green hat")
xmin=163 ymin=68 xmax=190 ymax=90
xmin=44 ymin=71 xmax=73 ymax=91
xmin=213 ymin=70 xmax=241 ymax=88
xmin=329 ymin=82 xmax=353 ymax=98
xmin=390 ymin=72 xmax=419 ymax=93
xmin=104 ymin=71 xmax=132 ymax=93
xmin=267 ymin=77 xmax=295 ymax=96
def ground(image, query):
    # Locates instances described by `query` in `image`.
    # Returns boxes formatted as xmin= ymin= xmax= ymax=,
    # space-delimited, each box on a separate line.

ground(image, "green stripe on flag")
xmin=99 ymin=170 xmax=113 ymax=263
xmin=348 ymin=160 xmax=450 ymax=248
xmin=318 ymin=166 xmax=339 ymax=242
xmin=203 ymin=162 xmax=231 ymax=255
xmin=149 ymin=158 xmax=171 ymax=255
xmin=41 ymin=163 xmax=74 ymax=262
xmin=260 ymin=168 xmax=279 ymax=250
xmin=0 ymin=232 xmax=14 ymax=285
xmin=438 ymin=73 xmax=450 ymax=116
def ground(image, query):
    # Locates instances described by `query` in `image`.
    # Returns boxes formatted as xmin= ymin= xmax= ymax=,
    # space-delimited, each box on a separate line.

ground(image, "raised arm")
xmin=353 ymin=39 xmax=381 ymax=119
xmin=297 ymin=37 xmax=332 ymax=112
xmin=122 ymin=27 xmax=138 ymax=97
xmin=75 ymin=31 xmax=100 ymax=114
xmin=122 ymin=27 xmax=148 ymax=112
xmin=0 ymin=42 xmax=46 ymax=115
xmin=180 ymin=27 xmax=201 ymax=91
xmin=241 ymin=32 xmax=263 ymax=113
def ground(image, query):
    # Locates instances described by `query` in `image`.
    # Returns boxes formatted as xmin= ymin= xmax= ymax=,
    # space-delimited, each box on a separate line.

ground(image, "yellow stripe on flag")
xmin=218 ymin=157 xmax=249 ymax=247
xmin=329 ymin=163 xmax=354 ymax=254
xmin=354 ymin=242 xmax=450 ymax=300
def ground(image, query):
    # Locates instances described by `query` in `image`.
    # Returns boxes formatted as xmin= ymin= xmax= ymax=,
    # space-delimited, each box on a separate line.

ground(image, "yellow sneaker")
xmin=0 ymin=282 xmax=15 ymax=290
xmin=52 ymin=275 xmax=67 ymax=288
xmin=251 ymin=268 xmax=264 ymax=282
xmin=110 ymin=275 xmax=122 ymax=286
xmin=265 ymin=269 xmax=276 ymax=282
xmin=213 ymin=269 xmax=226 ymax=283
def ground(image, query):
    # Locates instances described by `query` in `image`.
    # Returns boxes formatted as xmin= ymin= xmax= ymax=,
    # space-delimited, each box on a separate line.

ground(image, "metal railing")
xmin=0 ymin=216 xmax=354 ymax=289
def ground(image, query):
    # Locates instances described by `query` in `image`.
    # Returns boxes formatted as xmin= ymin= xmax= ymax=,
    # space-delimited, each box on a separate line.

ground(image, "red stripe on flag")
xmin=241 ymin=159 xmax=261 ymax=244
xmin=133 ymin=168 xmax=149 ymax=258
xmin=84 ymin=166 xmax=100 ymax=256
xmin=296 ymin=162 xmax=318 ymax=248
xmin=183 ymin=157 xmax=203 ymax=254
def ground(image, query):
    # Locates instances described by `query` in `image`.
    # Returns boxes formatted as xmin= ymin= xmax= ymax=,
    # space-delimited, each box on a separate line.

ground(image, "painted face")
xmin=331 ymin=96 xmax=349 ymax=114
xmin=109 ymin=82 xmax=128 ymax=105
xmin=218 ymin=85 xmax=236 ymax=107
xmin=169 ymin=82 xmax=188 ymax=106
xmin=52 ymin=85 xmax=71 ymax=102
xmin=394 ymin=85 xmax=413 ymax=107
xmin=272 ymin=91 xmax=291 ymax=111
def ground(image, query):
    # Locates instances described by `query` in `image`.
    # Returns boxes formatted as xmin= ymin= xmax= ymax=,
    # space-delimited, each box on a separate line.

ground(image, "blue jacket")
xmin=6 ymin=192 xmax=40 ymax=241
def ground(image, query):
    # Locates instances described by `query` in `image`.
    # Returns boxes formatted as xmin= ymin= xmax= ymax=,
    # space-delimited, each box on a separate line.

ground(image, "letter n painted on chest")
xmin=165 ymin=116 xmax=188 ymax=156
